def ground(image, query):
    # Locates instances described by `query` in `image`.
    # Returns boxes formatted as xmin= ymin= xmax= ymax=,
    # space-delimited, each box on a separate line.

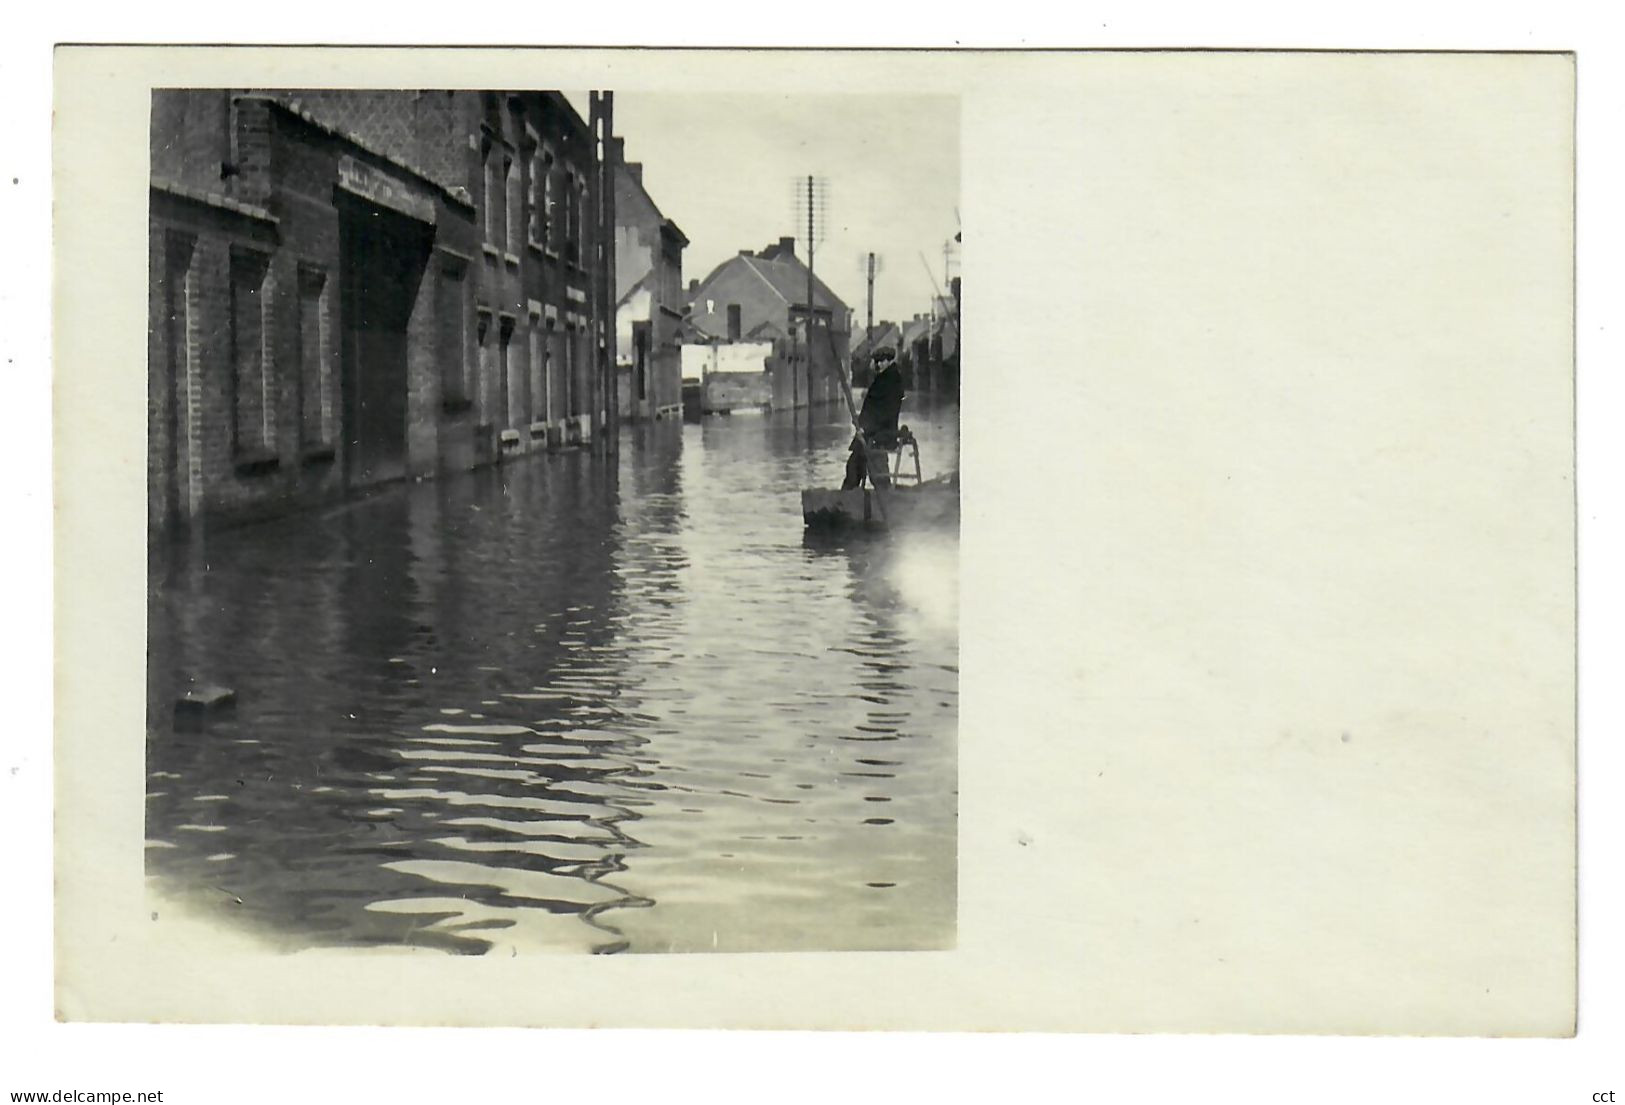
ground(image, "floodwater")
xmin=146 ymin=399 xmax=959 ymax=954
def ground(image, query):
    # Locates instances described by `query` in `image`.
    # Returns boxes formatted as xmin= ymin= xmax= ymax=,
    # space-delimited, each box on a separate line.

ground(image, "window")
xmin=546 ymin=320 xmax=563 ymax=422
xmin=727 ymin=303 xmax=742 ymax=341
xmin=563 ymin=170 xmax=576 ymax=259
xmin=554 ymin=169 xmax=587 ymax=264
xmin=564 ymin=322 xmax=577 ymax=415
xmin=527 ymin=150 xmax=542 ymax=244
xmin=528 ymin=313 xmax=543 ymax=423
xmin=483 ymin=143 xmax=500 ymax=244
xmin=438 ymin=258 xmax=469 ymax=410
xmin=476 ymin=309 xmax=495 ymax=421
xmin=297 ymin=265 xmax=331 ymax=449
xmin=504 ymin=155 xmax=520 ymax=255
xmin=498 ymin=316 xmax=515 ymax=428
xmin=545 ymin=158 xmax=559 ymax=250
xmin=229 ymin=249 xmax=273 ymax=460
xmin=571 ymin=176 xmax=587 ymax=263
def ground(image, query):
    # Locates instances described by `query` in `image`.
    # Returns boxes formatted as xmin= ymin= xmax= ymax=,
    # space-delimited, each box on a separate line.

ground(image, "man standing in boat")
xmin=842 ymin=346 xmax=906 ymax=490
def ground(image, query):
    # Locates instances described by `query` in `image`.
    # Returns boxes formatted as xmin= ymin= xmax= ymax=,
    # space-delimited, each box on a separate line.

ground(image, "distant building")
xmin=898 ymin=314 xmax=933 ymax=391
xmin=924 ymin=290 xmax=960 ymax=397
xmin=891 ymin=275 xmax=961 ymax=399
xmin=612 ymin=140 xmax=687 ymax=423
xmin=681 ymin=341 xmax=775 ymax=413
xmin=147 ymin=89 xmax=616 ymax=537
xmin=685 ymin=237 xmax=850 ymax=410
xmin=849 ymin=319 xmax=903 ymax=386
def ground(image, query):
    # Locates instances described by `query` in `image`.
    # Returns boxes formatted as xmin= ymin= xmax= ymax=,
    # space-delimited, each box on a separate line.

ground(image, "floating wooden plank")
xmin=174 ymin=684 xmax=236 ymax=729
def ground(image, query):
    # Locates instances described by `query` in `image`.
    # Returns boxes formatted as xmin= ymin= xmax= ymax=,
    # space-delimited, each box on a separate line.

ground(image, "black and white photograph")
xmin=142 ymin=86 xmax=961 ymax=955
xmin=42 ymin=42 xmax=1592 ymax=1065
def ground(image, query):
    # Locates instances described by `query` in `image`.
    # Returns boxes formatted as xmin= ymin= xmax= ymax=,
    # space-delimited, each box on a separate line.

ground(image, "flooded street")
xmin=146 ymin=400 xmax=959 ymax=955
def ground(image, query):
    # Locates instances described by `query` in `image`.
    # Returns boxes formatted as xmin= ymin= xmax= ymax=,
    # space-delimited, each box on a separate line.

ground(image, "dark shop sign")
xmin=337 ymin=155 xmax=436 ymax=225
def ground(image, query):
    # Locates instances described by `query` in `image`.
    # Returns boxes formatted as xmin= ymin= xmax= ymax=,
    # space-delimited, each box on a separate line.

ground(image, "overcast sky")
xmin=572 ymin=93 xmax=959 ymax=326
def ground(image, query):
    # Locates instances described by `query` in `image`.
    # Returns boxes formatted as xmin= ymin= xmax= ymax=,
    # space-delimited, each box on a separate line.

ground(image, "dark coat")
xmin=857 ymin=364 xmax=905 ymax=440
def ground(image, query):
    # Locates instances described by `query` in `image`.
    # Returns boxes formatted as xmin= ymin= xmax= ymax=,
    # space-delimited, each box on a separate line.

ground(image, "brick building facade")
xmin=148 ymin=89 xmax=616 ymax=537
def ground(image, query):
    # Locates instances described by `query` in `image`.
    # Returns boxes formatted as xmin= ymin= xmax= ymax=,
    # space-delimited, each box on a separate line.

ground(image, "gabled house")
xmin=612 ymin=141 xmax=688 ymax=422
xmin=686 ymin=237 xmax=850 ymax=410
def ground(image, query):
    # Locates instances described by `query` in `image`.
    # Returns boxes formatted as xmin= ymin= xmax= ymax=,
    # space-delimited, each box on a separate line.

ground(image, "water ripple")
xmin=146 ymin=402 xmax=958 ymax=954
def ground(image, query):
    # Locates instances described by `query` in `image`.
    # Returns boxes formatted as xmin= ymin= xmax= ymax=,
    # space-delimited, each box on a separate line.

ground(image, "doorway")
xmin=634 ymin=324 xmax=649 ymax=415
xmin=339 ymin=196 xmax=430 ymax=488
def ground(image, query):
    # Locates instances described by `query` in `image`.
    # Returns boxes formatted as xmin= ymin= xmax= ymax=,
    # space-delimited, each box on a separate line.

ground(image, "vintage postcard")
xmin=54 ymin=46 xmax=1574 ymax=1033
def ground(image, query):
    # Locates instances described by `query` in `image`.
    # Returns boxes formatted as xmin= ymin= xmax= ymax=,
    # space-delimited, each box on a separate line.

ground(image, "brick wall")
xmin=232 ymin=97 xmax=274 ymax=207
xmin=412 ymin=92 xmax=466 ymax=194
xmin=149 ymin=89 xmax=603 ymax=537
xmin=148 ymin=224 xmax=169 ymax=533
xmin=267 ymin=117 xmax=345 ymax=508
xmin=278 ymin=91 xmax=418 ymax=176
xmin=265 ymin=90 xmax=474 ymax=197
xmin=151 ymin=90 xmax=231 ymax=193
xmin=151 ymin=159 xmax=337 ymax=530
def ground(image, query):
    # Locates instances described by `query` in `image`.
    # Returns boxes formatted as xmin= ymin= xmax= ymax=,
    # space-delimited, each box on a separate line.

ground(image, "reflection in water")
xmin=147 ymin=401 xmax=959 ymax=954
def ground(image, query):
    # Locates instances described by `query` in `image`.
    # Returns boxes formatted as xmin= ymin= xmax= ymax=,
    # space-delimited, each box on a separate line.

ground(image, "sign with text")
xmin=336 ymin=154 xmax=436 ymax=225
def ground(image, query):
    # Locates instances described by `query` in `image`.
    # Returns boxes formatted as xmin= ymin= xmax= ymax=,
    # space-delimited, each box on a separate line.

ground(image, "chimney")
xmin=627 ymin=162 xmax=643 ymax=185
xmin=688 ymin=279 xmax=699 ymax=294
xmin=778 ymin=236 xmax=796 ymax=256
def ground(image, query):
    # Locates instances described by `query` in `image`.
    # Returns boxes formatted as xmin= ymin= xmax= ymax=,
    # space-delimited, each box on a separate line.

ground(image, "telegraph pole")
xmin=792 ymin=174 xmax=828 ymax=418
xmin=601 ymin=93 xmax=617 ymax=454
xmin=806 ymin=174 xmax=815 ymax=416
xmin=587 ymin=92 xmax=618 ymax=456
xmin=865 ymin=251 xmax=875 ymax=357
xmin=588 ymin=93 xmax=601 ymax=452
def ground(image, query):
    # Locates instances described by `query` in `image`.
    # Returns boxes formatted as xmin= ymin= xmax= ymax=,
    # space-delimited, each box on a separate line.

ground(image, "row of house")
xmin=850 ymin=274 xmax=961 ymax=397
xmin=675 ymin=234 xmax=961 ymax=413
xmin=148 ymin=89 xmax=690 ymax=537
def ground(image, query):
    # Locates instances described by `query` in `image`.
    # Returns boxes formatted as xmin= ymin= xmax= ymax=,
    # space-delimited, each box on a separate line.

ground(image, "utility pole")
xmin=602 ymin=92 xmax=617 ymax=454
xmin=587 ymin=93 xmax=604 ymax=454
xmin=806 ymin=174 xmax=815 ymax=416
xmin=587 ymin=93 xmax=601 ymax=453
xmin=865 ymin=251 xmax=876 ymax=359
xmin=588 ymin=92 xmax=618 ymax=456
